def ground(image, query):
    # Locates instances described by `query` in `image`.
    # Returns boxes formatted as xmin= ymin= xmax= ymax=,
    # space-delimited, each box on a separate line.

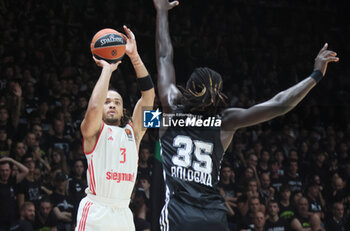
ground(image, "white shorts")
xmin=75 ymin=194 xmax=135 ymax=231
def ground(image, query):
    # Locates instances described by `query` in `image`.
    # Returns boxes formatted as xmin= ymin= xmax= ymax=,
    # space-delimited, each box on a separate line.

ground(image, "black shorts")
xmin=160 ymin=198 xmax=229 ymax=231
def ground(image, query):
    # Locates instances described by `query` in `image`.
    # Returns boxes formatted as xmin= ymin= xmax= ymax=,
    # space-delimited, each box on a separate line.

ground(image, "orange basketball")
xmin=90 ymin=28 xmax=126 ymax=63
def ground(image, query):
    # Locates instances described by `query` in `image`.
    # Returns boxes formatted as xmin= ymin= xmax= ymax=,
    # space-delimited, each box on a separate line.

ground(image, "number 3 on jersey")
xmin=120 ymin=148 xmax=126 ymax=163
xmin=172 ymin=135 xmax=213 ymax=174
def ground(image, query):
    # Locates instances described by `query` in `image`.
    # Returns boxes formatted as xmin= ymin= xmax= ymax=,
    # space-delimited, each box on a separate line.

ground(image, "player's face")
xmin=103 ymin=91 xmax=124 ymax=125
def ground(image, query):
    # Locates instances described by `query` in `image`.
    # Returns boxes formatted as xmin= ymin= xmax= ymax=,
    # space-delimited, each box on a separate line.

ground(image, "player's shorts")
xmin=160 ymin=197 xmax=229 ymax=231
xmin=75 ymin=194 xmax=135 ymax=231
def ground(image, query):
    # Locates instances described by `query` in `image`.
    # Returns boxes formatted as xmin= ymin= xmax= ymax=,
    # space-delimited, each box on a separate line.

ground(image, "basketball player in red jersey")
xmin=153 ymin=0 xmax=339 ymax=231
xmin=75 ymin=25 xmax=155 ymax=231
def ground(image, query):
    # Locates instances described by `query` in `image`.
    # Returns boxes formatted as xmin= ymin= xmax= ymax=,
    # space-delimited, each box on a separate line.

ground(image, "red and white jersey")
xmin=83 ymin=123 xmax=138 ymax=200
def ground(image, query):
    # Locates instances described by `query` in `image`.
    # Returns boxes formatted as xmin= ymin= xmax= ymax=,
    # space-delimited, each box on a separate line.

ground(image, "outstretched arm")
xmin=80 ymin=58 xmax=121 ymax=153
xmin=153 ymin=0 xmax=181 ymax=112
xmin=123 ymin=26 xmax=155 ymax=145
xmin=221 ymin=44 xmax=339 ymax=150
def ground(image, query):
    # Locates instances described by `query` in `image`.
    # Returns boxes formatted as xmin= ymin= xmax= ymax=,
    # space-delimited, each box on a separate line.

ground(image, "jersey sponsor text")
xmin=171 ymin=165 xmax=212 ymax=186
xmin=106 ymin=170 xmax=135 ymax=183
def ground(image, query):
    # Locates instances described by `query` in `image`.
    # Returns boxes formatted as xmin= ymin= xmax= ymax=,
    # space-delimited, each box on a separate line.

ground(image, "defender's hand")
xmin=314 ymin=43 xmax=339 ymax=76
xmin=153 ymin=0 xmax=179 ymax=11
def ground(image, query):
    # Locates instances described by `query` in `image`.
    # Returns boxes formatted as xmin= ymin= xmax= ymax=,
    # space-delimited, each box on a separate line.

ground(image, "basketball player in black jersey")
xmin=153 ymin=1 xmax=339 ymax=230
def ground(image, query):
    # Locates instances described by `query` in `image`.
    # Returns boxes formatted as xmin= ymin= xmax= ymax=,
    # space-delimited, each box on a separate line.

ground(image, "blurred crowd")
xmin=0 ymin=0 xmax=349 ymax=231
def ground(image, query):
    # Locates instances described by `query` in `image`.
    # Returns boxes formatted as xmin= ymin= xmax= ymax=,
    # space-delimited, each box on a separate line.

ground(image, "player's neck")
xmin=105 ymin=121 xmax=121 ymax=127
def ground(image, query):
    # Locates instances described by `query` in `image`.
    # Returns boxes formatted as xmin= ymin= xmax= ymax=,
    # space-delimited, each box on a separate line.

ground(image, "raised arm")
xmin=153 ymin=0 xmax=181 ymax=112
xmin=80 ymin=58 xmax=121 ymax=152
xmin=221 ymin=44 xmax=339 ymax=150
xmin=123 ymin=26 xmax=155 ymax=145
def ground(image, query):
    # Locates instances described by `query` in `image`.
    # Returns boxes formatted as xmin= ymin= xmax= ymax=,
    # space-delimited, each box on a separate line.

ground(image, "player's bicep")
xmin=81 ymin=112 xmax=103 ymax=139
xmin=81 ymin=120 xmax=103 ymax=154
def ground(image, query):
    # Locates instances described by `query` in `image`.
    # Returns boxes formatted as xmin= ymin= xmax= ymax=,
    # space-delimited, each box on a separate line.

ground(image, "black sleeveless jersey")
xmin=160 ymin=114 xmax=226 ymax=211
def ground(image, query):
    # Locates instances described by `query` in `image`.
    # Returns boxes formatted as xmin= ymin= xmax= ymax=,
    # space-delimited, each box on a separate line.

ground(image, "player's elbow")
xmin=271 ymin=94 xmax=294 ymax=115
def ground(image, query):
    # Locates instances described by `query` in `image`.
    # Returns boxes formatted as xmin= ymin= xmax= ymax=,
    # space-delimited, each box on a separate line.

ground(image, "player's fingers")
xmin=115 ymin=61 xmax=122 ymax=67
xmin=169 ymin=1 xmax=179 ymax=9
xmin=325 ymin=57 xmax=339 ymax=62
xmin=123 ymin=25 xmax=135 ymax=40
xmin=319 ymin=43 xmax=328 ymax=54
xmin=92 ymin=56 xmax=99 ymax=63
xmin=322 ymin=50 xmax=336 ymax=57
xmin=325 ymin=51 xmax=337 ymax=57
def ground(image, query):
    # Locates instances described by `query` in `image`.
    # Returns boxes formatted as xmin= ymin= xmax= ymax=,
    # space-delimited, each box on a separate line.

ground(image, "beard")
xmin=104 ymin=116 xmax=120 ymax=125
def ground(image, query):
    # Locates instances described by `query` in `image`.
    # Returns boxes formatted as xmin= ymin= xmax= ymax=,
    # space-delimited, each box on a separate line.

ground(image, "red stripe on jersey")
xmin=90 ymin=159 xmax=96 ymax=194
xmin=88 ymin=167 xmax=94 ymax=194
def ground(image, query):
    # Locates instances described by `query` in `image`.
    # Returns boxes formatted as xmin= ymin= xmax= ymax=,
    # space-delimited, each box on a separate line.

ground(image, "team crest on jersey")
xmin=125 ymin=129 xmax=133 ymax=140
xmin=108 ymin=127 xmax=112 ymax=133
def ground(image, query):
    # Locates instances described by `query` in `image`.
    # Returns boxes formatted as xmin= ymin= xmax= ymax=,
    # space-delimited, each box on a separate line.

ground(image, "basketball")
xmin=90 ymin=28 xmax=127 ymax=63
